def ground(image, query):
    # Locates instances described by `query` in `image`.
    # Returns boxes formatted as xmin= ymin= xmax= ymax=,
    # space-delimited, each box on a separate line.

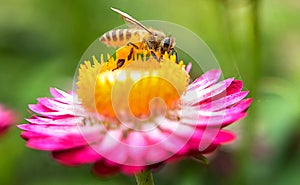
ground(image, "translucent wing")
xmin=111 ymin=7 xmax=152 ymax=34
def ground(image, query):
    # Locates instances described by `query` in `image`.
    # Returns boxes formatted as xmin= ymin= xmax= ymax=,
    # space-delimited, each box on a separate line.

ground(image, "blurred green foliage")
xmin=0 ymin=0 xmax=300 ymax=185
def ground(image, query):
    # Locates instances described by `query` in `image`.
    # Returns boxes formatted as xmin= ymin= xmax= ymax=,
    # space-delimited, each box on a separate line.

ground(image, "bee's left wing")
xmin=111 ymin=7 xmax=152 ymax=34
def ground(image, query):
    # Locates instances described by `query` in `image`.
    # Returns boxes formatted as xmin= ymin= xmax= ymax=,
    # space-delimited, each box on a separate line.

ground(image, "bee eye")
xmin=161 ymin=37 xmax=171 ymax=53
xmin=163 ymin=37 xmax=171 ymax=46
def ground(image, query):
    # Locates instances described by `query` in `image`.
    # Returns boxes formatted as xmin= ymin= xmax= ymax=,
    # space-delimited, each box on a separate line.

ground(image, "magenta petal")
xmin=226 ymin=80 xmax=243 ymax=95
xmin=38 ymin=98 xmax=73 ymax=112
xmin=28 ymin=103 xmax=51 ymax=113
xmin=182 ymin=78 xmax=234 ymax=105
xmin=196 ymin=78 xmax=234 ymax=102
xmin=223 ymin=91 xmax=249 ymax=107
xmin=18 ymin=124 xmax=80 ymax=136
xmin=50 ymin=88 xmax=69 ymax=98
xmin=0 ymin=105 xmax=17 ymax=135
xmin=49 ymin=88 xmax=75 ymax=104
xmin=185 ymin=62 xmax=192 ymax=73
xmin=20 ymin=131 xmax=47 ymax=140
xmin=123 ymin=132 xmax=148 ymax=165
xmin=200 ymin=80 xmax=244 ymax=104
xmin=0 ymin=126 xmax=9 ymax=135
xmin=188 ymin=129 xmax=235 ymax=149
xmin=0 ymin=106 xmax=17 ymax=123
xmin=26 ymin=116 xmax=80 ymax=126
xmin=187 ymin=70 xmax=221 ymax=91
xmin=199 ymin=91 xmax=249 ymax=111
xmin=26 ymin=135 xmax=87 ymax=151
xmin=52 ymin=146 xmax=102 ymax=165
xmin=220 ymin=113 xmax=247 ymax=127
xmin=222 ymin=98 xmax=253 ymax=114
xmin=192 ymin=143 xmax=219 ymax=154
xmin=93 ymin=160 xmax=120 ymax=176
xmin=120 ymin=165 xmax=145 ymax=175
xmin=29 ymin=103 xmax=74 ymax=117
xmin=232 ymin=98 xmax=253 ymax=112
xmin=213 ymin=130 xmax=236 ymax=144
xmin=181 ymin=112 xmax=247 ymax=127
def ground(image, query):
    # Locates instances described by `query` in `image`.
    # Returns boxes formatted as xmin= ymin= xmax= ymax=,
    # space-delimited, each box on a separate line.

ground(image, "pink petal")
xmin=26 ymin=135 xmax=87 ymax=151
xmin=93 ymin=130 xmax=130 ymax=164
xmin=29 ymin=103 xmax=75 ymax=117
xmin=18 ymin=124 xmax=81 ymax=136
xmin=123 ymin=132 xmax=148 ymax=165
xmin=45 ymin=88 xmax=78 ymax=106
xmin=28 ymin=103 xmax=52 ymax=114
xmin=160 ymin=134 xmax=187 ymax=154
xmin=50 ymin=88 xmax=67 ymax=98
xmin=226 ymin=80 xmax=243 ymax=95
xmin=200 ymin=80 xmax=244 ymax=104
xmin=214 ymin=98 xmax=253 ymax=115
xmin=50 ymin=88 xmax=74 ymax=103
xmin=229 ymin=98 xmax=253 ymax=113
xmin=144 ymin=145 xmax=170 ymax=164
xmin=188 ymin=129 xmax=235 ymax=148
xmin=20 ymin=131 xmax=47 ymax=140
xmin=0 ymin=105 xmax=17 ymax=134
xmin=52 ymin=146 xmax=102 ymax=165
xmin=186 ymin=62 xmax=192 ymax=73
xmin=181 ymin=112 xmax=247 ymax=127
xmin=120 ymin=165 xmax=145 ymax=175
xmin=38 ymin=98 xmax=73 ymax=112
xmin=26 ymin=116 xmax=81 ymax=126
xmin=198 ymin=91 xmax=249 ymax=111
xmin=187 ymin=70 xmax=221 ymax=91
xmin=212 ymin=130 xmax=236 ymax=144
xmin=93 ymin=160 xmax=120 ymax=176
xmin=182 ymin=78 xmax=234 ymax=105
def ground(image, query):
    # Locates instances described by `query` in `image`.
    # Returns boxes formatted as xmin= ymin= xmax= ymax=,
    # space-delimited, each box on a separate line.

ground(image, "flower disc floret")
xmin=77 ymin=54 xmax=189 ymax=121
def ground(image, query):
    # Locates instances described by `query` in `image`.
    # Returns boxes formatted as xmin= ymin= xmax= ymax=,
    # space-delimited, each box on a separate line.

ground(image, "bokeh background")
xmin=1 ymin=0 xmax=300 ymax=185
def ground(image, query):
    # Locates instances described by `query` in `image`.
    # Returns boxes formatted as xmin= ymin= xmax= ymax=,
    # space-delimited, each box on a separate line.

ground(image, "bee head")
xmin=160 ymin=37 xmax=175 ymax=54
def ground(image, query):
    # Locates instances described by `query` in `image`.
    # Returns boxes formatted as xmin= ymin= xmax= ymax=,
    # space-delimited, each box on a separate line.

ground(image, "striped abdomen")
xmin=100 ymin=29 xmax=146 ymax=47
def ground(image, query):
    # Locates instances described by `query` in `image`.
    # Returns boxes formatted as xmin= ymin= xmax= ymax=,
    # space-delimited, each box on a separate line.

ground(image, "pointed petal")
xmin=187 ymin=70 xmax=221 ymax=91
xmin=52 ymin=146 xmax=102 ymax=165
xmin=182 ymin=78 xmax=234 ymax=105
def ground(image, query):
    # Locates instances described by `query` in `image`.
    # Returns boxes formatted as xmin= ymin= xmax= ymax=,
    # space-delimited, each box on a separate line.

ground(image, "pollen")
xmin=77 ymin=54 xmax=189 ymax=122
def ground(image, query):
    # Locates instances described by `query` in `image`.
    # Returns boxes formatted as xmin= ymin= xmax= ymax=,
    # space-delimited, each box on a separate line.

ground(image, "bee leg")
xmin=144 ymin=40 xmax=159 ymax=61
xmin=127 ymin=42 xmax=139 ymax=49
xmin=169 ymin=48 xmax=178 ymax=63
xmin=112 ymin=59 xmax=126 ymax=71
xmin=113 ymin=47 xmax=135 ymax=71
xmin=150 ymin=50 xmax=159 ymax=61
xmin=127 ymin=47 xmax=134 ymax=60
xmin=145 ymin=40 xmax=152 ymax=49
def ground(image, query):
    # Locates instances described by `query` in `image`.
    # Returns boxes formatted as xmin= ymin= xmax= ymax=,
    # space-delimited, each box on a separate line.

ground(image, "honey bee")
xmin=100 ymin=7 xmax=177 ymax=70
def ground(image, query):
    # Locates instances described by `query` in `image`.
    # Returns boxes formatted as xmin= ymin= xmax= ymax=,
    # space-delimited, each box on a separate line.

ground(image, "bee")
xmin=100 ymin=7 xmax=177 ymax=70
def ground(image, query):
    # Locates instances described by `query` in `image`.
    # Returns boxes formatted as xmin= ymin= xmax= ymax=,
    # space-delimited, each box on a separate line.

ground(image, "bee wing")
xmin=111 ymin=7 xmax=152 ymax=34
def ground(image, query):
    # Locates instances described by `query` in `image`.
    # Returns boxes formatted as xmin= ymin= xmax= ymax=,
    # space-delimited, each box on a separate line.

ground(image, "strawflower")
xmin=19 ymin=54 xmax=252 ymax=183
xmin=0 ymin=104 xmax=17 ymax=136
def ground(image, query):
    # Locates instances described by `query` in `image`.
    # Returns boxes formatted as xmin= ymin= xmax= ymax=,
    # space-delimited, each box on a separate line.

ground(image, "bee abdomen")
xmin=100 ymin=29 xmax=142 ymax=47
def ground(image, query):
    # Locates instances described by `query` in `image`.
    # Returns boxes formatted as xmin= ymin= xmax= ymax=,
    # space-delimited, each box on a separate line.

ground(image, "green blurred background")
xmin=0 ymin=0 xmax=300 ymax=184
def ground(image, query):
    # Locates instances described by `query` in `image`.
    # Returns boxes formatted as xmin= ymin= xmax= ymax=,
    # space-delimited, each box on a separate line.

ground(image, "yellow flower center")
xmin=77 ymin=54 xmax=189 ymax=122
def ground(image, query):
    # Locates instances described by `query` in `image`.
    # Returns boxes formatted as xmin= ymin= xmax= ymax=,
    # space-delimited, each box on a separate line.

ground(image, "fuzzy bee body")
xmin=100 ymin=29 xmax=146 ymax=47
xmin=100 ymin=8 xmax=177 ymax=70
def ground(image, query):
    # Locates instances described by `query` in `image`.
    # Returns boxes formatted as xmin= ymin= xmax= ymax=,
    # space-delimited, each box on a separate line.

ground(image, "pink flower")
xmin=0 ymin=104 xmax=17 ymax=136
xmin=18 ymin=55 xmax=252 ymax=176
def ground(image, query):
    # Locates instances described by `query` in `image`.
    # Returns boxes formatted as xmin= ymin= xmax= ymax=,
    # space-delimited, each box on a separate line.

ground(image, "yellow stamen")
xmin=77 ymin=54 xmax=189 ymax=121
